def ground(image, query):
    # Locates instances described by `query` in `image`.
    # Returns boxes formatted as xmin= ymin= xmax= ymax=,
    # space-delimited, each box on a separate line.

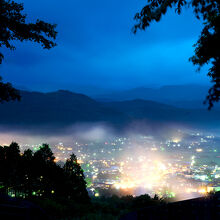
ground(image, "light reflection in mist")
xmin=0 ymin=123 xmax=219 ymax=201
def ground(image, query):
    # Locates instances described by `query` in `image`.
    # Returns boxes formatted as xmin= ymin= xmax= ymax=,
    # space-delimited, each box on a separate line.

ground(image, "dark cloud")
xmin=0 ymin=0 xmax=210 ymax=91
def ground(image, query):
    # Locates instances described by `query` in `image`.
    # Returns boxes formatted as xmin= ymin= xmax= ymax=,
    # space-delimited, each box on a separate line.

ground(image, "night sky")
xmin=0 ymin=0 xmax=211 ymax=92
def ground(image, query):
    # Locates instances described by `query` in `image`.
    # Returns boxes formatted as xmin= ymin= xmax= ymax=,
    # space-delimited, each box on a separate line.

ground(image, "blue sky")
xmin=0 ymin=0 xmax=211 ymax=92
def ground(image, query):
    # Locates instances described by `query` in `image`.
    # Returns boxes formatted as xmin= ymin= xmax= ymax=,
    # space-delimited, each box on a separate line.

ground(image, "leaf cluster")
xmin=134 ymin=0 xmax=220 ymax=109
xmin=0 ymin=0 xmax=57 ymax=102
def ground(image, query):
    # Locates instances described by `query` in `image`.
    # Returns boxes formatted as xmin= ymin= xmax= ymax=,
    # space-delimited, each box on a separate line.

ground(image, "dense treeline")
xmin=1 ymin=142 xmax=217 ymax=219
xmin=31 ymin=193 xmax=162 ymax=219
xmin=0 ymin=142 xmax=89 ymax=203
xmin=0 ymin=142 xmax=165 ymax=219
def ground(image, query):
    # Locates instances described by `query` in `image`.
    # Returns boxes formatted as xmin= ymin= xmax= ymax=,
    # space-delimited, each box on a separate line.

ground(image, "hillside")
xmin=0 ymin=90 xmax=128 ymax=127
xmin=104 ymin=99 xmax=220 ymax=127
xmin=94 ymin=85 xmax=220 ymax=109
xmin=0 ymin=90 xmax=219 ymax=133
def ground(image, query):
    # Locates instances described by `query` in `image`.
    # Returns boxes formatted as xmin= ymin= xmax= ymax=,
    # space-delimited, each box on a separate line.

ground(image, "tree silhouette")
xmin=32 ymin=144 xmax=57 ymax=197
xmin=0 ymin=145 xmax=6 ymax=193
xmin=0 ymin=0 xmax=57 ymax=102
xmin=22 ymin=149 xmax=33 ymax=197
xmin=64 ymin=153 xmax=89 ymax=202
xmin=0 ymin=76 xmax=20 ymax=102
xmin=134 ymin=0 xmax=219 ymax=109
xmin=3 ymin=142 xmax=22 ymax=196
xmin=33 ymin=144 xmax=55 ymax=163
xmin=0 ymin=142 xmax=89 ymax=203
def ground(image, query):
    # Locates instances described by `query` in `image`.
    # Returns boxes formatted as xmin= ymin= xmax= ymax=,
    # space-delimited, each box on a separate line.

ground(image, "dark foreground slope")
xmin=1 ymin=192 xmax=219 ymax=220
xmin=121 ymin=193 xmax=220 ymax=220
xmin=0 ymin=195 xmax=49 ymax=220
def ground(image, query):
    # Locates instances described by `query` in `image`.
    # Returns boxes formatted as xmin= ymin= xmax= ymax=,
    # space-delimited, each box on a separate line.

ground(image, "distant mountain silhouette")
xmin=0 ymin=90 xmax=219 ymax=133
xmin=0 ymin=90 xmax=128 ymax=128
xmin=104 ymin=99 xmax=220 ymax=127
xmin=94 ymin=84 xmax=220 ymax=109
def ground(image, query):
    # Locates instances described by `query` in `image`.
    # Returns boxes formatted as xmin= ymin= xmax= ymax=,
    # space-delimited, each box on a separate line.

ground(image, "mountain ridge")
xmin=94 ymin=84 xmax=220 ymax=109
xmin=0 ymin=89 xmax=219 ymax=134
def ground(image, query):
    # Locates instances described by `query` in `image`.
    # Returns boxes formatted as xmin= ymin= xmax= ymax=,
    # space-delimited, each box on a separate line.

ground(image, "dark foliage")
xmin=134 ymin=0 xmax=220 ymax=109
xmin=0 ymin=0 xmax=57 ymax=102
xmin=0 ymin=142 xmax=89 ymax=203
xmin=0 ymin=76 xmax=20 ymax=103
xmin=29 ymin=193 xmax=163 ymax=219
xmin=0 ymin=142 xmax=165 ymax=219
